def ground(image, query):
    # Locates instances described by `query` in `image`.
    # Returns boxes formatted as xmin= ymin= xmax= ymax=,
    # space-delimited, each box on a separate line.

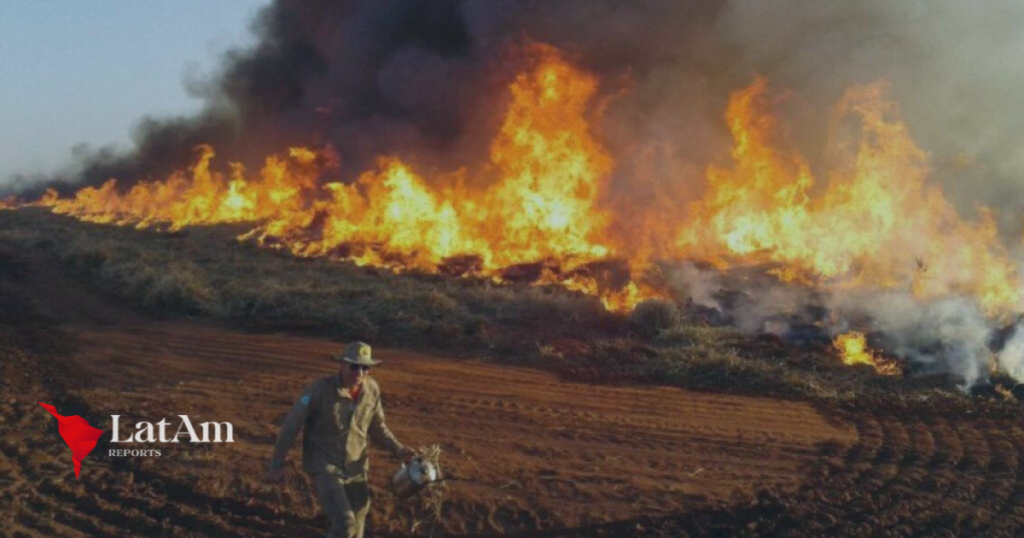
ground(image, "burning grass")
xmin=29 ymin=46 xmax=1022 ymax=322
xmin=1 ymin=208 xmax=1008 ymax=409
xmin=28 ymin=45 xmax=664 ymax=313
xmin=10 ymin=46 xmax=1024 ymax=389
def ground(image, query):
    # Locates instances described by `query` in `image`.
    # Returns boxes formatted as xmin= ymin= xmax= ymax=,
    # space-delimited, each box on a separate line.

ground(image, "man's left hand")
xmin=397 ymin=446 xmax=416 ymax=463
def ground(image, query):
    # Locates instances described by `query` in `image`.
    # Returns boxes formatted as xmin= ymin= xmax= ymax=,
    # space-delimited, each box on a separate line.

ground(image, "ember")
xmin=833 ymin=332 xmax=902 ymax=376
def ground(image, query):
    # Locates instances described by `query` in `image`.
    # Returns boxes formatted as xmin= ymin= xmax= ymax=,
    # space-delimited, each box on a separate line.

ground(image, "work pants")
xmin=313 ymin=473 xmax=371 ymax=538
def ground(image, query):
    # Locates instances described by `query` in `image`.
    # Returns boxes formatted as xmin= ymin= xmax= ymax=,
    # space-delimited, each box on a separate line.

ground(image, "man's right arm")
xmin=268 ymin=381 xmax=319 ymax=472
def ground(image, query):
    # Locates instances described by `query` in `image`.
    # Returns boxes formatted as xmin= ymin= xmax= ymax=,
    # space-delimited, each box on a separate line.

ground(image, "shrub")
xmin=630 ymin=299 xmax=680 ymax=336
xmin=139 ymin=265 xmax=218 ymax=315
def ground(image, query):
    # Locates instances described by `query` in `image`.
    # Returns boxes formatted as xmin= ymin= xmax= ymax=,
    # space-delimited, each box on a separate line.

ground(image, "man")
xmin=266 ymin=341 xmax=414 ymax=538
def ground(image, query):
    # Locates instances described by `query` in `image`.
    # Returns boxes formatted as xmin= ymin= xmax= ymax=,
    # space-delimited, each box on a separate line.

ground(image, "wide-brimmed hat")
xmin=330 ymin=341 xmax=381 ymax=366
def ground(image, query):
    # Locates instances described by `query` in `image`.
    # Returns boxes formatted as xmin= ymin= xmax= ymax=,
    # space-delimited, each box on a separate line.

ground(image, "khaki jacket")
xmin=270 ymin=374 xmax=403 ymax=480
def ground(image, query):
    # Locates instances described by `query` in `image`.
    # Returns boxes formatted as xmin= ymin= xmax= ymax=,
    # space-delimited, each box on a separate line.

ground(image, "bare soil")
xmin=5 ymin=245 xmax=1024 ymax=537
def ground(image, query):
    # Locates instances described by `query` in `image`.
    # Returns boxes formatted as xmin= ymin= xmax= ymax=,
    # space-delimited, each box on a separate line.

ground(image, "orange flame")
xmin=678 ymin=78 xmax=1022 ymax=317
xmin=36 ymin=43 xmax=659 ymax=312
xmin=47 ymin=145 xmax=319 ymax=231
xmin=254 ymin=43 xmax=622 ymax=278
xmin=833 ymin=332 xmax=902 ymax=376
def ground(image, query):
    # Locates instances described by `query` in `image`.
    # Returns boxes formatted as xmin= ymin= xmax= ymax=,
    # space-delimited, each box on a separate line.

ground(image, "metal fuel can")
xmin=390 ymin=457 xmax=439 ymax=500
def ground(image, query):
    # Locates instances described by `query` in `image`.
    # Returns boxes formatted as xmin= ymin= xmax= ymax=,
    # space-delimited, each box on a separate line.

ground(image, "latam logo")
xmin=38 ymin=402 xmax=103 ymax=478
xmin=39 ymin=401 xmax=235 ymax=479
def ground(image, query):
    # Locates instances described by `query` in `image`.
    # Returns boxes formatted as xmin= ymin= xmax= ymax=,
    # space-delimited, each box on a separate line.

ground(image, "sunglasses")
xmin=349 ymin=364 xmax=372 ymax=372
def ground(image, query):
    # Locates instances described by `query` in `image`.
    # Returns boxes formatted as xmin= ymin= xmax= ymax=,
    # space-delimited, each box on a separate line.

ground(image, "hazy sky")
xmin=0 ymin=1 xmax=269 ymax=184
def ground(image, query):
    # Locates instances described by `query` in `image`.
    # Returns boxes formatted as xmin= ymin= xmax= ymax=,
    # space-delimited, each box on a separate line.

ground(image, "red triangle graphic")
xmin=39 ymin=402 xmax=104 ymax=478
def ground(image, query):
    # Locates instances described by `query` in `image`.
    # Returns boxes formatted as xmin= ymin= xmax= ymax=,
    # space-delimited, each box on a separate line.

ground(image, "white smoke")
xmin=826 ymin=291 xmax=994 ymax=387
xmin=667 ymin=265 xmax=1009 ymax=387
xmin=998 ymin=322 xmax=1024 ymax=382
xmin=666 ymin=262 xmax=722 ymax=311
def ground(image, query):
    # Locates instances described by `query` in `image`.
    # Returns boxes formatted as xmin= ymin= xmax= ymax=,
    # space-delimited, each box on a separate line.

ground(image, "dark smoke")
xmin=44 ymin=0 xmax=500 ymax=195
xmin=16 ymin=0 xmax=736 ymax=198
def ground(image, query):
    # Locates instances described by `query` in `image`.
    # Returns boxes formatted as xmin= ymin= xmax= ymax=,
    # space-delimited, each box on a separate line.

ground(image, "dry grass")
xmin=405 ymin=444 xmax=448 ymax=537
